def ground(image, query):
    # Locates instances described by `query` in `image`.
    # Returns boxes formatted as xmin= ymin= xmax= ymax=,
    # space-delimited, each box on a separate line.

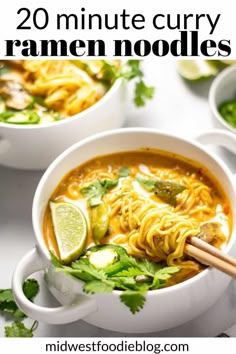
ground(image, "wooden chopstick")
xmin=184 ymin=239 xmax=236 ymax=278
xmin=189 ymin=236 xmax=236 ymax=267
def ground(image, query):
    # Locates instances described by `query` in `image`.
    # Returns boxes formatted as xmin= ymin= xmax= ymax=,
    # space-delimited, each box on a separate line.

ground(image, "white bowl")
xmin=209 ymin=65 xmax=236 ymax=132
xmin=12 ymin=128 xmax=236 ymax=333
xmin=0 ymin=79 xmax=125 ymax=170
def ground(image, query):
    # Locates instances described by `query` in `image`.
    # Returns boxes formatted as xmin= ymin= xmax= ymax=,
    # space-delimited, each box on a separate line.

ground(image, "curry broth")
xmin=43 ymin=150 xmax=232 ymax=283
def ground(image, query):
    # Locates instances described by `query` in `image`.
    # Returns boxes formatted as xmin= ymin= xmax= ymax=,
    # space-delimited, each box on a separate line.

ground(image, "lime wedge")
xmin=219 ymin=60 xmax=236 ymax=66
xmin=50 ymin=201 xmax=87 ymax=264
xmin=177 ymin=60 xmax=218 ymax=81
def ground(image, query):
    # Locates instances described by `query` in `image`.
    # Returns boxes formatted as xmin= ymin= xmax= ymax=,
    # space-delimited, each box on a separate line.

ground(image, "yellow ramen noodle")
xmin=22 ymin=60 xmax=105 ymax=116
xmin=43 ymin=150 xmax=232 ymax=286
xmin=0 ymin=60 xmax=118 ymax=122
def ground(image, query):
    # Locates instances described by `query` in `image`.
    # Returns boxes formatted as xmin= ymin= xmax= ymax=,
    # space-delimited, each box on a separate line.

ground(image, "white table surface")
xmin=1 ymin=59 xmax=236 ymax=337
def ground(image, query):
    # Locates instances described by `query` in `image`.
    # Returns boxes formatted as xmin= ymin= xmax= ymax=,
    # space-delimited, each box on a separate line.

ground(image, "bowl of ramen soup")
xmin=0 ymin=60 xmax=125 ymax=169
xmin=12 ymin=128 xmax=236 ymax=333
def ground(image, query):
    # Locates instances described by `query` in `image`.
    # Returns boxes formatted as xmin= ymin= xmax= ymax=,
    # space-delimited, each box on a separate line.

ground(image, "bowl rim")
xmin=209 ymin=65 xmax=236 ymax=133
xmin=0 ymin=78 xmax=122 ymax=130
xmin=33 ymin=127 xmax=236 ymax=296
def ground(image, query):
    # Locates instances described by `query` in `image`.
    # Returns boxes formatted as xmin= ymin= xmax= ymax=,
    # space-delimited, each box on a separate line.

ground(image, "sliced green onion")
xmin=4 ymin=111 xmax=40 ymax=124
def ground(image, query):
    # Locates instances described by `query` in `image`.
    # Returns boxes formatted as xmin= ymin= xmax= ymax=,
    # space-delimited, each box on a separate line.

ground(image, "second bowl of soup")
xmin=0 ymin=60 xmax=125 ymax=169
xmin=12 ymin=128 xmax=236 ymax=333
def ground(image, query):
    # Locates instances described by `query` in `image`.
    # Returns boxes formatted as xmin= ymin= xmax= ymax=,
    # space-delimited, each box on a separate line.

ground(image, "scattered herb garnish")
xmin=51 ymin=245 xmax=180 ymax=314
xmin=118 ymin=166 xmax=130 ymax=178
xmin=80 ymin=179 xmax=119 ymax=207
xmin=81 ymin=167 xmax=130 ymax=207
xmin=5 ymin=320 xmax=38 ymax=338
xmin=120 ymin=60 xmax=155 ymax=107
xmin=135 ymin=173 xmax=186 ymax=207
xmin=0 ymin=65 xmax=10 ymax=76
xmin=134 ymin=80 xmax=155 ymax=107
xmin=23 ymin=279 xmax=40 ymax=301
xmin=0 ymin=289 xmax=25 ymax=320
xmin=0 ymin=279 xmax=39 ymax=337
xmin=120 ymin=291 xmax=146 ymax=314
xmin=87 ymin=60 xmax=155 ymax=107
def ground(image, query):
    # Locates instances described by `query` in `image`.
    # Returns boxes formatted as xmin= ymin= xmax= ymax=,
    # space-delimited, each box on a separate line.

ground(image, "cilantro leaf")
xmin=155 ymin=266 xmax=181 ymax=280
xmin=134 ymin=80 xmax=155 ymax=107
xmin=83 ymin=280 xmax=114 ymax=294
xmin=151 ymin=275 xmax=166 ymax=290
xmin=80 ymin=170 xmax=127 ymax=208
xmin=0 ymin=65 xmax=10 ymax=76
xmin=80 ymin=179 xmax=118 ymax=208
xmin=100 ymin=179 xmax=119 ymax=190
xmin=72 ymin=258 xmax=112 ymax=283
xmin=110 ymin=277 xmax=137 ymax=290
xmin=118 ymin=166 xmax=130 ymax=178
xmin=120 ymin=291 xmax=146 ymax=314
xmin=99 ymin=61 xmax=119 ymax=84
xmin=50 ymin=251 xmax=63 ymax=268
xmin=117 ymin=251 xmax=142 ymax=270
xmin=150 ymin=267 xmax=180 ymax=289
xmin=78 ymin=60 xmax=155 ymax=107
xmin=51 ymin=246 xmax=180 ymax=314
xmin=0 ymin=297 xmax=24 ymax=319
xmin=0 ymin=289 xmax=14 ymax=303
xmin=5 ymin=321 xmax=34 ymax=337
xmin=135 ymin=174 xmax=156 ymax=191
xmin=0 ymin=289 xmax=24 ymax=319
xmin=114 ymin=267 xmax=145 ymax=277
xmin=138 ymin=258 xmax=163 ymax=276
xmin=120 ymin=61 xmax=155 ymax=107
xmin=120 ymin=60 xmax=144 ymax=80
xmin=23 ymin=279 xmax=39 ymax=301
xmin=0 ymin=279 xmax=39 ymax=320
xmin=80 ymin=181 xmax=104 ymax=207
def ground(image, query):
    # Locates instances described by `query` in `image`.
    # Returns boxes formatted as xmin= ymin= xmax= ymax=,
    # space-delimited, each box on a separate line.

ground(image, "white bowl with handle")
xmin=12 ymin=128 xmax=236 ymax=333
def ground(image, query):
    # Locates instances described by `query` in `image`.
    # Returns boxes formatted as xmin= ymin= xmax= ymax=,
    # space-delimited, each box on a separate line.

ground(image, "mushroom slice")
xmin=0 ymin=81 xmax=32 ymax=110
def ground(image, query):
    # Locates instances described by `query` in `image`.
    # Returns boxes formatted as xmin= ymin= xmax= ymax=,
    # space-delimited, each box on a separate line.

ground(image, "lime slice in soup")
xmin=50 ymin=202 xmax=88 ymax=264
xmin=177 ymin=60 xmax=218 ymax=81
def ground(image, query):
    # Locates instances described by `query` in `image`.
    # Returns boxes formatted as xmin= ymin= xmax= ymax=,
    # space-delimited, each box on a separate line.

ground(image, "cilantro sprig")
xmin=80 ymin=166 xmax=130 ymax=207
xmin=0 ymin=278 xmax=39 ymax=337
xmin=0 ymin=64 xmax=10 ymax=76
xmin=80 ymin=179 xmax=118 ymax=208
xmin=51 ymin=245 xmax=180 ymax=314
xmin=119 ymin=60 xmax=155 ymax=107
xmin=5 ymin=320 xmax=38 ymax=338
xmin=85 ymin=60 xmax=155 ymax=107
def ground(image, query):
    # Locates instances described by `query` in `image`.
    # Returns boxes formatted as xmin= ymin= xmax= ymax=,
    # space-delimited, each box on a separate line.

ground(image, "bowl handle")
xmin=196 ymin=129 xmax=236 ymax=155
xmin=12 ymin=248 xmax=97 ymax=324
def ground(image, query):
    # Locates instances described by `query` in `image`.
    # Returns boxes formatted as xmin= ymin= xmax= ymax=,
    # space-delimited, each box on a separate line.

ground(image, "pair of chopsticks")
xmin=184 ymin=237 xmax=236 ymax=278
